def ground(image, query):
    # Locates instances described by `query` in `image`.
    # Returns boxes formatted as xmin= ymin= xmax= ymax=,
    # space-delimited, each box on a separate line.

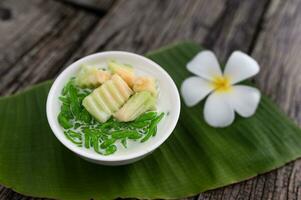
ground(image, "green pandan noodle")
xmin=57 ymin=63 xmax=164 ymax=155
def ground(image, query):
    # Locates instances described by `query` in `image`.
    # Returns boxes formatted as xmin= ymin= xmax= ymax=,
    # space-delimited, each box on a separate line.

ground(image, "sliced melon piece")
xmin=82 ymin=96 xmax=111 ymax=123
xmin=114 ymin=91 xmax=156 ymax=122
xmin=97 ymin=83 xmax=119 ymax=112
xmin=133 ymin=76 xmax=157 ymax=96
xmin=106 ymin=80 xmax=124 ymax=105
xmin=82 ymin=74 xmax=133 ymax=123
xmin=111 ymin=74 xmax=133 ymax=99
xmin=76 ymin=64 xmax=111 ymax=88
xmin=91 ymin=91 xmax=112 ymax=115
xmin=108 ymin=61 xmax=135 ymax=87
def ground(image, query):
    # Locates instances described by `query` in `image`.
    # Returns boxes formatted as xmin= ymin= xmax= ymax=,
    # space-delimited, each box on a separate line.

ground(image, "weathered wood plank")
xmin=252 ymin=0 xmax=301 ymax=198
xmin=0 ymin=0 xmax=99 ymax=96
xmin=65 ymin=0 xmax=270 ymax=64
xmin=0 ymin=0 xmax=100 ymax=199
xmin=58 ymin=0 xmax=113 ymax=12
xmin=0 ymin=186 xmax=44 ymax=200
xmin=2 ymin=0 xmax=269 ymax=96
xmin=198 ymin=0 xmax=301 ymax=199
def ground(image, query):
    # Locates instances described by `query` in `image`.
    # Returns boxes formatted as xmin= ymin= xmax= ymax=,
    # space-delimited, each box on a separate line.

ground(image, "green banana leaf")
xmin=1 ymin=42 xmax=301 ymax=200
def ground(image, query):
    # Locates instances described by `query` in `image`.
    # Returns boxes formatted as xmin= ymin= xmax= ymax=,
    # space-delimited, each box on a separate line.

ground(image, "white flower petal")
xmin=224 ymin=51 xmax=260 ymax=84
xmin=204 ymin=92 xmax=235 ymax=127
xmin=181 ymin=76 xmax=213 ymax=107
xmin=228 ymin=85 xmax=261 ymax=117
xmin=187 ymin=51 xmax=222 ymax=80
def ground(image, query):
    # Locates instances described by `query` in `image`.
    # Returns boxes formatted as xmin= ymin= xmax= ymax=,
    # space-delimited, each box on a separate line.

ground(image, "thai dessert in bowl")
xmin=46 ymin=51 xmax=180 ymax=165
xmin=58 ymin=60 xmax=164 ymax=155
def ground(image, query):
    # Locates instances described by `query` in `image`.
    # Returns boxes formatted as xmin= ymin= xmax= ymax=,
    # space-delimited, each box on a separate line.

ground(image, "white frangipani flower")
xmin=181 ymin=51 xmax=261 ymax=128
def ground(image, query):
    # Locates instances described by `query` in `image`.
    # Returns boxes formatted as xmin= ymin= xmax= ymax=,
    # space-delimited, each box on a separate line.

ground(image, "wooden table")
xmin=0 ymin=0 xmax=300 ymax=199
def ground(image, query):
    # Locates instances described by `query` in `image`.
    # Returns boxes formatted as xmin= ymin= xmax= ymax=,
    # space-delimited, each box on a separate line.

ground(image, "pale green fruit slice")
xmin=82 ymin=96 xmax=111 ymax=123
xmin=82 ymin=74 xmax=134 ymax=123
xmin=114 ymin=91 xmax=156 ymax=122
xmin=98 ymin=83 xmax=119 ymax=112
xmin=111 ymin=74 xmax=133 ymax=99
xmin=133 ymin=76 xmax=157 ymax=96
xmin=91 ymin=91 xmax=112 ymax=115
xmin=106 ymin=80 xmax=125 ymax=106
xmin=108 ymin=61 xmax=135 ymax=87
xmin=76 ymin=64 xmax=111 ymax=88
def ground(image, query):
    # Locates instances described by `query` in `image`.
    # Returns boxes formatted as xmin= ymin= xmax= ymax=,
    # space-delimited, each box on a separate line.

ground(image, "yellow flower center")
xmin=212 ymin=76 xmax=232 ymax=92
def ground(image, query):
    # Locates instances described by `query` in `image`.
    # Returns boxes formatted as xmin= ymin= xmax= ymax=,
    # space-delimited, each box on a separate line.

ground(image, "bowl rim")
xmin=46 ymin=51 xmax=181 ymax=162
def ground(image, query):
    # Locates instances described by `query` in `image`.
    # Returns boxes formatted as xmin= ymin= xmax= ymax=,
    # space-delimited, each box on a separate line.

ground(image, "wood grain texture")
xmin=65 ymin=0 xmax=269 ymax=64
xmin=0 ymin=187 xmax=44 ymax=200
xmin=58 ymin=0 xmax=113 ymax=12
xmin=198 ymin=0 xmax=301 ymax=199
xmin=0 ymin=0 xmax=99 ymax=96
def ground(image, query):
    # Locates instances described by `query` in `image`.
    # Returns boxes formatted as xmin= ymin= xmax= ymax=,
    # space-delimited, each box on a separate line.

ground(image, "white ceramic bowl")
xmin=46 ymin=51 xmax=180 ymax=165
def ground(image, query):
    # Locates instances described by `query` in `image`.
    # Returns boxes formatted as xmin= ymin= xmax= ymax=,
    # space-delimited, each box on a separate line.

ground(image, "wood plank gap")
xmin=0 ymin=17 xmax=65 ymax=79
xmin=247 ymin=0 xmax=272 ymax=54
xmin=8 ymin=14 xmax=101 ymax=96
xmin=44 ymin=14 xmax=102 ymax=80
xmin=54 ymin=0 xmax=116 ymax=16
xmin=202 ymin=0 xmax=240 ymax=50
xmin=0 ymin=10 xmax=79 ymax=95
